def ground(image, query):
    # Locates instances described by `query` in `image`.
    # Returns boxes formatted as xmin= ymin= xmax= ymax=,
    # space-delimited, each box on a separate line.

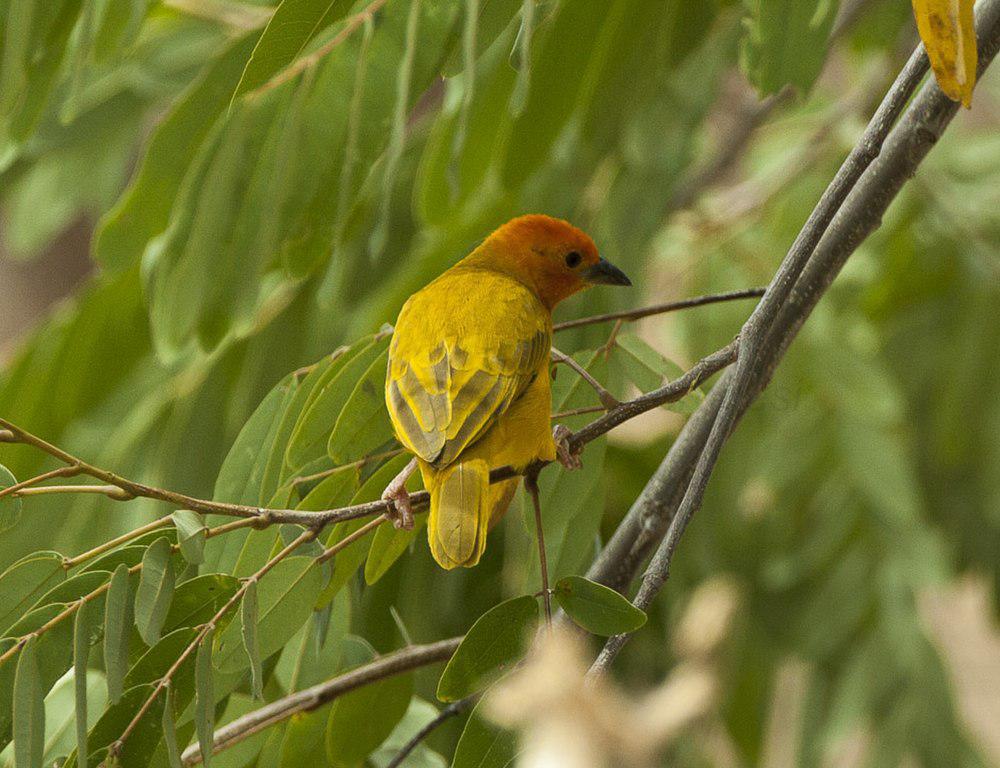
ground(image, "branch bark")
xmin=180 ymin=637 xmax=462 ymax=765
xmin=588 ymin=0 xmax=1000 ymax=673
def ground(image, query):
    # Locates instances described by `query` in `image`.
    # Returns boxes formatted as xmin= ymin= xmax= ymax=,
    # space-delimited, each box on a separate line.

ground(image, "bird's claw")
xmin=552 ymin=424 xmax=583 ymax=470
xmin=381 ymin=485 xmax=415 ymax=530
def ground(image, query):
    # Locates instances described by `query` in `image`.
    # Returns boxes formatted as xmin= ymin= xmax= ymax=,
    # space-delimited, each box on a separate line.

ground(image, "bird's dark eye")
xmin=565 ymin=251 xmax=582 ymax=268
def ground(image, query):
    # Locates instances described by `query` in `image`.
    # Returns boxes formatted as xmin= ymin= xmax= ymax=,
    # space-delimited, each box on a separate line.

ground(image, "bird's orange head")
xmin=468 ymin=214 xmax=631 ymax=309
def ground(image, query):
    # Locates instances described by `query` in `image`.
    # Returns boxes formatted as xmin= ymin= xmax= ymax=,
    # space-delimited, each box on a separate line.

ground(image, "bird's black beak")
xmin=583 ymin=258 xmax=632 ymax=287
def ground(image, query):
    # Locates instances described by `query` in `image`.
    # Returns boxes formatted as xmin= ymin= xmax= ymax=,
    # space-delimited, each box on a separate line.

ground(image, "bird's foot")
xmin=381 ymin=457 xmax=418 ymax=530
xmin=552 ymin=424 xmax=583 ymax=470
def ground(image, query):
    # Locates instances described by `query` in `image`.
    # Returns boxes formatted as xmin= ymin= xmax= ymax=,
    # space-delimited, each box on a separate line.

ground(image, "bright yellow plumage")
xmin=385 ymin=214 xmax=630 ymax=569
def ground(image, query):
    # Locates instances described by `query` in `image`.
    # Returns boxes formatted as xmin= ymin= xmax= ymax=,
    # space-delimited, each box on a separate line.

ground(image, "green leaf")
xmin=163 ymin=574 xmax=240 ymax=634
xmin=314 ymin=454 xmax=412 ymax=606
xmin=364 ymin=513 xmax=425 ymax=585
xmin=612 ymin=333 xmax=704 ymax=414
xmin=325 ymin=670 xmax=412 ymax=767
xmin=81 ymin=545 xmax=146 ymax=575
xmin=0 ymin=551 xmax=66 ymax=636
xmin=73 ymin=602 xmax=89 ymax=768
xmin=0 ymin=464 xmax=23 ymax=532
xmin=326 ymin=348 xmax=395 ymax=464
xmin=214 ymin=376 xmax=297 ymax=506
xmin=35 ymin=570 xmax=110 ymax=612
xmin=103 ymin=564 xmax=132 ymax=704
xmin=369 ymin=697 xmax=449 ymax=767
xmin=196 ymin=629 xmax=216 ymax=767
xmin=93 ymin=32 xmax=261 ymax=271
xmin=13 ymin=635 xmax=44 ymax=768
xmin=62 ymin=683 xmax=163 ymax=768
xmin=134 ymin=537 xmax=176 ymax=646
xmin=740 ymin=0 xmax=838 ymax=96
xmin=452 ymin=695 xmax=517 ymax=768
xmin=287 ymin=334 xmax=389 ymax=471
xmin=172 ymin=510 xmax=207 ymax=565
xmin=163 ymin=687 xmax=183 ymax=768
xmin=232 ymin=0 xmax=352 ymax=99
xmin=553 ymin=576 xmax=646 ymax=636
xmin=241 ymin=581 xmax=263 ymax=699
xmin=214 ymin=557 xmax=324 ymax=673
xmin=436 ymin=596 xmax=538 ymax=702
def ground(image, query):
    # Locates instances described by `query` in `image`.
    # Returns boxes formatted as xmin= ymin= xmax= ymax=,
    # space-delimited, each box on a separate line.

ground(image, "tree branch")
xmin=588 ymin=0 xmax=1000 ymax=674
xmin=181 ymin=637 xmax=462 ymax=765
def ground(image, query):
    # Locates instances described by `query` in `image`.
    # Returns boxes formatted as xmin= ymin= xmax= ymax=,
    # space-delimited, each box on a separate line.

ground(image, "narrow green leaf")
xmin=0 ymin=464 xmax=23 ymax=533
xmin=214 ymin=557 xmax=323 ymax=673
xmin=553 ymin=576 xmax=646 ymax=636
xmin=740 ymin=0 xmax=838 ymax=96
xmin=196 ymin=629 xmax=216 ymax=767
xmin=0 ymin=551 xmax=66 ymax=636
xmin=326 ymin=348 xmax=395 ymax=463
xmin=103 ymin=564 xmax=131 ymax=704
xmin=325 ymin=671 xmax=412 ymax=766
xmin=232 ymin=0 xmax=352 ymax=99
xmin=612 ymin=333 xmax=703 ymax=415
xmin=364 ymin=513 xmax=425 ymax=585
xmin=13 ymin=635 xmax=44 ymax=768
xmin=94 ymin=32 xmax=261 ymax=271
xmin=74 ymin=602 xmax=90 ymax=768
xmin=369 ymin=0 xmax=421 ymax=258
xmin=172 ymin=510 xmax=207 ymax=565
xmin=135 ymin=537 xmax=176 ymax=646
xmin=163 ymin=686 xmax=183 ymax=768
xmin=163 ymin=574 xmax=240 ymax=634
xmin=436 ymin=596 xmax=538 ymax=702
xmin=242 ymin=581 xmax=263 ymax=699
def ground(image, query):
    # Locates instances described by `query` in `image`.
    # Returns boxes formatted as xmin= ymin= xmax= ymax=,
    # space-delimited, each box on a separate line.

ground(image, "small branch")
xmin=317 ymin=515 xmax=387 ymax=563
xmin=589 ymin=0 xmax=1000 ymax=675
xmin=11 ymin=483 xmax=134 ymax=499
xmin=0 ymin=465 xmax=80 ymax=500
xmin=0 ymin=561 xmax=144 ymax=667
xmin=524 ymin=470 xmax=552 ymax=629
xmin=553 ymin=287 xmax=766 ymax=332
xmin=62 ymin=516 xmax=173 ymax=570
xmin=551 ymin=347 xmax=619 ymax=409
xmin=568 ymin=341 xmax=738 ymax=452
xmin=385 ymin=695 xmax=477 ymax=768
xmin=0 ymin=339 xmax=739 ymax=534
xmin=181 ymin=637 xmax=462 ymax=765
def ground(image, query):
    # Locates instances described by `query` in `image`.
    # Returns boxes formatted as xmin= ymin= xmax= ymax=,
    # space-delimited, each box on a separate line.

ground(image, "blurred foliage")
xmin=1 ymin=0 xmax=999 ymax=766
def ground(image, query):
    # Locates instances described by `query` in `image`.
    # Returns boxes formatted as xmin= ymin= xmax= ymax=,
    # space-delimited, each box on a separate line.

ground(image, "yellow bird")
xmin=382 ymin=215 xmax=631 ymax=569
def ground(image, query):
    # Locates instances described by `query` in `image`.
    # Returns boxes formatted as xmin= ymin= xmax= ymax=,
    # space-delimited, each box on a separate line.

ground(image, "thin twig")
xmin=551 ymin=347 xmax=619 ymax=409
xmin=385 ymin=695 xmax=477 ymax=768
xmin=317 ymin=515 xmax=387 ymax=563
xmin=181 ymin=637 xmax=462 ymax=765
xmin=0 ymin=465 xmax=81 ymax=500
xmin=11 ymin=483 xmax=134 ymax=499
xmin=62 ymin=516 xmax=173 ymax=570
xmin=525 ymin=470 xmax=552 ymax=629
xmin=553 ymin=288 xmax=766 ymax=332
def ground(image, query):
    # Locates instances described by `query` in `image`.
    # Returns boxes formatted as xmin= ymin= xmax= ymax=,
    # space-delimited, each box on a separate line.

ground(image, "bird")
xmin=382 ymin=214 xmax=631 ymax=570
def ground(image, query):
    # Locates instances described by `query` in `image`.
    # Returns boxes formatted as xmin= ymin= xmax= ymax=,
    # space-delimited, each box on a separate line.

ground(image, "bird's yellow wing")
xmin=386 ymin=274 xmax=550 ymax=468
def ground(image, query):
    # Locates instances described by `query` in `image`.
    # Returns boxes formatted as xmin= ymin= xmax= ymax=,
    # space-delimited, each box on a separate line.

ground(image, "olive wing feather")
xmin=387 ymin=320 xmax=549 ymax=468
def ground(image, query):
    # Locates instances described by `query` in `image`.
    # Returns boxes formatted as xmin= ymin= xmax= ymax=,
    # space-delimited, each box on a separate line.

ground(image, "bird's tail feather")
xmin=427 ymin=460 xmax=490 ymax=569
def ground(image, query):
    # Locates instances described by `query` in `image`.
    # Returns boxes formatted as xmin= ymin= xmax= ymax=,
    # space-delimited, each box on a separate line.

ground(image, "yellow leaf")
xmin=911 ymin=0 xmax=978 ymax=107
